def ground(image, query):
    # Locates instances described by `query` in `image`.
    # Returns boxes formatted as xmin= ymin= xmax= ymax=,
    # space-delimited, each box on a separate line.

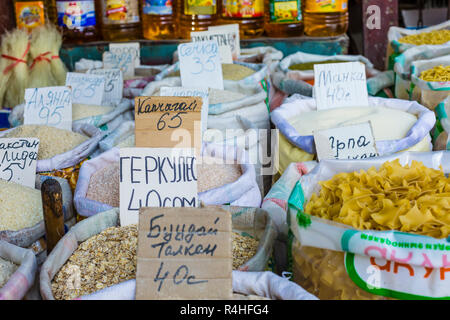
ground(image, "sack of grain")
xmin=272 ymin=52 xmax=376 ymax=97
xmin=41 ymin=206 xmax=282 ymax=300
xmin=98 ymin=120 xmax=135 ymax=152
xmin=387 ymin=21 xmax=450 ymax=70
xmin=366 ymin=70 xmax=395 ymax=97
xmin=74 ymin=143 xmax=261 ymax=217
xmin=393 ymin=44 xmax=450 ymax=100
xmin=271 ymin=96 xmax=435 ymax=175
xmin=0 ymin=124 xmax=105 ymax=172
xmin=410 ymin=55 xmax=450 ymax=111
xmin=1 ymin=176 xmax=75 ymax=248
xmin=287 ymin=151 xmax=450 ymax=300
xmin=433 ymin=95 xmax=450 ymax=151
xmin=237 ymin=46 xmax=283 ymax=73
xmin=0 ymin=240 xmax=37 ymax=300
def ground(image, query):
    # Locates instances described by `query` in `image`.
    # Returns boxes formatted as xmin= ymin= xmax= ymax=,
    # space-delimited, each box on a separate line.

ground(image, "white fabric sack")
xmin=98 ymin=120 xmax=135 ymax=152
xmin=271 ymin=96 xmax=435 ymax=156
xmin=0 ymin=240 xmax=37 ymax=300
xmin=74 ymin=143 xmax=261 ymax=217
xmin=237 ymin=46 xmax=283 ymax=73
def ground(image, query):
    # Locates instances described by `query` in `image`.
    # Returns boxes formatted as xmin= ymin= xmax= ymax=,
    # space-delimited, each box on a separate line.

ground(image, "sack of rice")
xmin=0 ymin=124 xmax=105 ymax=172
xmin=0 ymin=175 xmax=73 ymax=247
xmin=73 ymin=142 xmax=261 ymax=218
xmin=271 ymin=95 xmax=435 ymax=175
xmin=0 ymin=240 xmax=37 ymax=300
xmin=410 ymin=55 xmax=450 ymax=111
xmin=387 ymin=21 xmax=450 ymax=70
xmin=393 ymin=44 xmax=450 ymax=100
xmin=41 ymin=206 xmax=281 ymax=300
xmin=287 ymin=151 xmax=450 ymax=300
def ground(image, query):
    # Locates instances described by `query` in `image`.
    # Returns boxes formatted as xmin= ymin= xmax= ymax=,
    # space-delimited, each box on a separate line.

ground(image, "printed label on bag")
xmin=184 ymin=0 xmax=216 ymax=15
xmin=342 ymin=230 xmax=450 ymax=299
xmin=143 ymin=0 xmax=173 ymax=15
xmin=57 ymin=0 xmax=96 ymax=29
xmin=305 ymin=0 xmax=347 ymax=13
xmin=222 ymin=0 xmax=263 ymax=18
xmin=103 ymin=0 xmax=140 ymax=24
xmin=270 ymin=0 xmax=301 ymax=23
xmin=15 ymin=1 xmax=45 ymax=30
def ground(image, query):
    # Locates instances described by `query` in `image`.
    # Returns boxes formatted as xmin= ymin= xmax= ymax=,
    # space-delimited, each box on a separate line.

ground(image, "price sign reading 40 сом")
xmin=24 ymin=86 xmax=72 ymax=131
xmin=136 ymin=207 xmax=232 ymax=300
xmin=134 ymin=96 xmax=202 ymax=152
xmin=178 ymin=40 xmax=224 ymax=90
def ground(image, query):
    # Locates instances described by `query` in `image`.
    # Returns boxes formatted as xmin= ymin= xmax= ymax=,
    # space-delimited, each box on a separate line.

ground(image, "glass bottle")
xmin=303 ymin=0 xmax=348 ymax=37
xmin=220 ymin=0 xmax=264 ymax=39
xmin=264 ymin=0 xmax=302 ymax=37
xmin=178 ymin=0 xmax=218 ymax=39
xmin=13 ymin=0 xmax=47 ymax=32
xmin=55 ymin=0 xmax=100 ymax=43
xmin=98 ymin=0 xmax=141 ymax=41
xmin=141 ymin=0 xmax=177 ymax=39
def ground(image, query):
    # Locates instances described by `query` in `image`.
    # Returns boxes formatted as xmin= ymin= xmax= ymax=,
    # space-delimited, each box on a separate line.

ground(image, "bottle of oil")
xmin=264 ymin=0 xmax=302 ymax=37
xmin=13 ymin=0 xmax=51 ymax=32
xmin=303 ymin=0 xmax=348 ymax=37
xmin=97 ymin=0 xmax=141 ymax=41
xmin=141 ymin=0 xmax=177 ymax=39
xmin=178 ymin=0 xmax=218 ymax=39
xmin=220 ymin=0 xmax=264 ymax=39
xmin=55 ymin=0 xmax=100 ymax=43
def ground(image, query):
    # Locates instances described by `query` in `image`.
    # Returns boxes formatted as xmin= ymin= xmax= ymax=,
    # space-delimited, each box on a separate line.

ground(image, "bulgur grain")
xmin=0 ymin=257 xmax=18 ymax=288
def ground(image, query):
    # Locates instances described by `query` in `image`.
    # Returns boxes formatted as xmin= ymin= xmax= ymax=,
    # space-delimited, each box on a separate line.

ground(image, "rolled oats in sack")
xmin=288 ymin=151 xmax=450 ymax=300
xmin=271 ymin=96 xmax=435 ymax=175
xmin=411 ymin=55 xmax=450 ymax=111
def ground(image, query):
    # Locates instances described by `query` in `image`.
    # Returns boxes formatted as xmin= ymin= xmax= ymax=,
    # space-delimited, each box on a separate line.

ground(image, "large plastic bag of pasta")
xmin=42 ymin=207 xmax=303 ymax=300
xmin=0 ymin=176 xmax=74 ymax=248
xmin=386 ymin=21 xmax=450 ymax=70
xmin=433 ymin=95 xmax=450 ymax=151
xmin=393 ymin=44 xmax=450 ymax=100
xmin=8 ymin=99 xmax=134 ymax=132
xmin=271 ymin=95 xmax=435 ymax=175
xmin=0 ymin=240 xmax=37 ymax=300
xmin=410 ymin=55 xmax=450 ymax=111
xmin=73 ymin=143 xmax=261 ymax=218
xmin=287 ymin=151 xmax=450 ymax=300
xmin=0 ymin=124 xmax=105 ymax=173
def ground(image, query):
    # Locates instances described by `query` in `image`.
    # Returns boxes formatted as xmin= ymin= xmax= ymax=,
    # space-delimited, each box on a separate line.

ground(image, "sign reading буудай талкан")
xmin=314 ymin=61 xmax=369 ymax=110
xmin=136 ymin=207 xmax=232 ymax=300
xmin=119 ymin=147 xmax=198 ymax=226
xmin=134 ymin=96 xmax=203 ymax=154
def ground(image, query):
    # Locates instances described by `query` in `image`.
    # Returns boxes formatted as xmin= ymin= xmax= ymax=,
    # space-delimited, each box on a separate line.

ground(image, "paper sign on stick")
xmin=160 ymin=87 xmax=208 ymax=135
xmin=0 ymin=138 xmax=39 ymax=188
xmin=178 ymin=40 xmax=224 ymax=90
xmin=313 ymin=122 xmax=379 ymax=161
xmin=314 ymin=61 xmax=369 ymax=110
xmin=190 ymin=30 xmax=234 ymax=63
xmin=134 ymin=96 xmax=202 ymax=153
xmin=136 ymin=207 xmax=232 ymax=300
xmin=119 ymin=147 xmax=198 ymax=226
xmin=65 ymin=72 xmax=106 ymax=106
xmin=109 ymin=42 xmax=140 ymax=68
xmin=208 ymin=23 xmax=240 ymax=59
xmin=88 ymin=68 xmax=123 ymax=106
xmin=24 ymin=86 xmax=72 ymax=131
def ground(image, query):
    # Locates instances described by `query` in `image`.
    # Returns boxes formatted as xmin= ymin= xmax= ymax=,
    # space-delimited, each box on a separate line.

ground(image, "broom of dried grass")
xmin=46 ymin=24 xmax=67 ymax=84
xmin=28 ymin=25 xmax=56 ymax=88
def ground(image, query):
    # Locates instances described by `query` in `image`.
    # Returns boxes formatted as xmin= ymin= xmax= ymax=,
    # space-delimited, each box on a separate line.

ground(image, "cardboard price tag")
xmin=136 ymin=207 xmax=232 ymax=300
xmin=190 ymin=30 xmax=234 ymax=63
xmin=313 ymin=122 xmax=379 ymax=161
xmin=24 ymin=86 xmax=72 ymax=131
xmin=208 ymin=23 xmax=240 ymax=59
xmin=109 ymin=42 xmax=140 ymax=68
xmin=135 ymin=96 xmax=202 ymax=152
xmin=88 ymin=68 xmax=123 ymax=106
xmin=119 ymin=148 xmax=199 ymax=226
xmin=160 ymin=87 xmax=208 ymax=135
xmin=314 ymin=61 xmax=369 ymax=110
xmin=65 ymin=72 xmax=106 ymax=106
xmin=0 ymin=138 xmax=39 ymax=188
xmin=178 ymin=40 xmax=224 ymax=90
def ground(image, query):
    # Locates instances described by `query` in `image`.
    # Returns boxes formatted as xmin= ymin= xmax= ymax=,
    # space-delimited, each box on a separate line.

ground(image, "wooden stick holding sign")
xmin=136 ymin=207 xmax=232 ymax=300
xmin=134 ymin=96 xmax=202 ymax=154
xmin=41 ymin=179 xmax=65 ymax=254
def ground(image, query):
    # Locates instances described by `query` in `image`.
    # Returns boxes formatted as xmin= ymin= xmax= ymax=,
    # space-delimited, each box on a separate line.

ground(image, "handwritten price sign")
xmin=24 ymin=86 xmax=72 ymax=131
xmin=136 ymin=207 xmax=232 ymax=300
xmin=88 ymin=68 xmax=123 ymax=106
xmin=65 ymin=72 xmax=106 ymax=106
xmin=178 ymin=40 xmax=224 ymax=90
